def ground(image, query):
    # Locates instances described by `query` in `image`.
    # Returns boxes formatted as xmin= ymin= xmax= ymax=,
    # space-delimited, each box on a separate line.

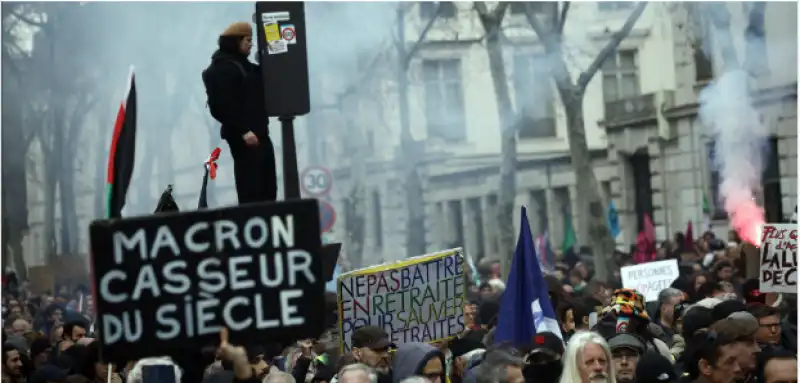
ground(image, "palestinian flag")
xmin=198 ymin=147 xmax=221 ymax=209
xmin=106 ymin=69 xmax=137 ymax=219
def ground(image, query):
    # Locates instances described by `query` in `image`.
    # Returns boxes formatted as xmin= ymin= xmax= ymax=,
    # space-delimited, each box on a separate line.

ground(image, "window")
xmin=762 ymin=137 xmax=782 ymax=223
xmin=602 ymin=50 xmax=640 ymax=103
xmin=693 ymin=42 xmax=714 ymax=82
xmin=422 ymin=59 xmax=467 ymax=142
xmin=743 ymin=2 xmax=770 ymax=77
xmin=513 ymin=54 xmax=556 ymax=138
xmin=598 ymin=2 xmax=633 ymax=11
xmin=419 ymin=1 xmax=456 ymax=19
xmin=486 ymin=194 xmax=498 ymax=255
xmin=510 ymin=2 xmax=554 ymax=15
xmin=468 ymin=198 xmax=484 ymax=257
xmin=706 ymin=142 xmax=728 ymax=220
xmin=629 ymin=152 xmax=653 ymax=232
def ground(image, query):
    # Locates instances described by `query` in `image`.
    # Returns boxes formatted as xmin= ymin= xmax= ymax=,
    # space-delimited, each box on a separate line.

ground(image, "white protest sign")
xmin=759 ymin=223 xmax=797 ymax=293
xmin=620 ymin=259 xmax=679 ymax=302
xmin=337 ymin=248 xmax=466 ymax=352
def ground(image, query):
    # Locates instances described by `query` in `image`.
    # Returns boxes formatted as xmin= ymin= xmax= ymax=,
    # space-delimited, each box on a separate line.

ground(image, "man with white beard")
xmin=559 ymin=332 xmax=617 ymax=383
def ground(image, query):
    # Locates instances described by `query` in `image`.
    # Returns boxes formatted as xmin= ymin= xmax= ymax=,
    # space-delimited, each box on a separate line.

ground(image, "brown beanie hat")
xmin=221 ymin=22 xmax=252 ymax=37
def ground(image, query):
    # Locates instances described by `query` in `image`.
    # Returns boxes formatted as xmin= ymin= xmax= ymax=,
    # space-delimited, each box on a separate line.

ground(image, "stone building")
xmin=307 ymin=2 xmax=797 ymax=264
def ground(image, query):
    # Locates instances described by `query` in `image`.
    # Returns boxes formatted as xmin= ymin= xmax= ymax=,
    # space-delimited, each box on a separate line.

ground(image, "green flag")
xmin=562 ymin=213 xmax=577 ymax=253
xmin=702 ymin=193 xmax=712 ymax=231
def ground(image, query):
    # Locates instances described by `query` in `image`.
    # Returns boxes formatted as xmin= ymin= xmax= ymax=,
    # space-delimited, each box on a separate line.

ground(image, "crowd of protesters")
xmin=2 ymin=228 xmax=797 ymax=383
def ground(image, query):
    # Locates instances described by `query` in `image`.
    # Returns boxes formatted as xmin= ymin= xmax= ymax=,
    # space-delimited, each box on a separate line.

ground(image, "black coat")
xmin=204 ymin=49 xmax=268 ymax=141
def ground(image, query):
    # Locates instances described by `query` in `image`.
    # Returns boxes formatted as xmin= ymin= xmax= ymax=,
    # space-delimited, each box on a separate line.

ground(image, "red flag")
xmin=633 ymin=214 xmax=657 ymax=263
xmin=644 ymin=214 xmax=655 ymax=245
xmin=685 ymin=221 xmax=694 ymax=250
xmin=105 ymin=69 xmax=137 ymax=219
xmin=198 ymin=147 xmax=222 ymax=209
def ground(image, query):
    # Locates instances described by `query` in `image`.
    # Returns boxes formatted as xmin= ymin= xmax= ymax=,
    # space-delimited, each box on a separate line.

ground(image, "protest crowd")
xmin=3 ymin=220 xmax=798 ymax=383
xmin=2 ymin=13 xmax=798 ymax=383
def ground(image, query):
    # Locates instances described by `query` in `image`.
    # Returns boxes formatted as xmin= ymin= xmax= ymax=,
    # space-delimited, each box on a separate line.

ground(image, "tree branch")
xmin=474 ymin=2 xmax=510 ymax=34
xmin=524 ymin=3 xmax=556 ymax=50
xmin=492 ymin=2 xmax=510 ymax=20
xmin=557 ymin=2 xmax=570 ymax=34
xmin=403 ymin=2 xmax=443 ymax=69
xmin=576 ymin=1 xmax=647 ymax=91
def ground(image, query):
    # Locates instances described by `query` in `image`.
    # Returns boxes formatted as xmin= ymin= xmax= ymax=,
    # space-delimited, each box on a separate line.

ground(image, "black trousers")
xmin=225 ymin=135 xmax=278 ymax=204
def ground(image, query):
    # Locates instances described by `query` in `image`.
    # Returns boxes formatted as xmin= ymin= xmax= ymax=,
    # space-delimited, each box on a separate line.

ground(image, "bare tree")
xmin=396 ymin=3 xmax=443 ymax=257
xmin=522 ymin=1 xmax=648 ymax=281
xmin=1 ymin=3 xmax=38 ymax=276
xmin=339 ymin=91 xmax=368 ymax=268
xmin=13 ymin=3 xmax=107 ymax=257
xmin=473 ymin=2 xmax=515 ymax=272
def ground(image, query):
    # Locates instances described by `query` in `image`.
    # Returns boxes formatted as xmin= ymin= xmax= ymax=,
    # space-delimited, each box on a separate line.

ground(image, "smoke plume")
xmin=699 ymin=70 xmax=767 ymax=246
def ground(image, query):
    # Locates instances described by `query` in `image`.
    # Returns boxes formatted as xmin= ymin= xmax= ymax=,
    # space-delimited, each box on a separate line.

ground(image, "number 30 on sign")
xmin=301 ymin=166 xmax=333 ymax=197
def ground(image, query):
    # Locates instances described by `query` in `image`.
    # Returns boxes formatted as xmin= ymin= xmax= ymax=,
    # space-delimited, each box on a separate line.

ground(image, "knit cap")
xmin=634 ymin=351 xmax=677 ymax=382
xmin=221 ymin=22 xmax=252 ymax=37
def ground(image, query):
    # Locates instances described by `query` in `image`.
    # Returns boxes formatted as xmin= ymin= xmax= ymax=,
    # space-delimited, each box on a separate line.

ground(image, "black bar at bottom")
xmin=280 ymin=116 xmax=301 ymax=199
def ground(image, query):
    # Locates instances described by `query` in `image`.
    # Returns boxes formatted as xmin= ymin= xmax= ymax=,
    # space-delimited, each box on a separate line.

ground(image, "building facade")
xmin=307 ymin=1 xmax=797 ymax=264
xmin=18 ymin=2 xmax=797 ymax=269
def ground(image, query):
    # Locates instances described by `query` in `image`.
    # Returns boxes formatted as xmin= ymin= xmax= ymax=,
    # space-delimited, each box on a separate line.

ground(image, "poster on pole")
xmin=620 ymin=259 xmax=679 ymax=302
xmin=337 ymin=248 xmax=466 ymax=352
xmin=759 ymin=223 xmax=797 ymax=293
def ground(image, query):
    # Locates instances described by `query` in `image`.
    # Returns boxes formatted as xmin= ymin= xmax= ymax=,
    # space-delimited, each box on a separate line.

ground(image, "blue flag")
xmin=495 ymin=207 xmax=563 ymax=346
xmin=607 ymin=200 xmax=621 ymax=240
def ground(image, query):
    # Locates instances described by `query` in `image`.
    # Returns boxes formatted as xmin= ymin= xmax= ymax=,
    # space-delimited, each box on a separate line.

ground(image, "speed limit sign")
xmin=301 ymin=166 xmax=333 ymax=197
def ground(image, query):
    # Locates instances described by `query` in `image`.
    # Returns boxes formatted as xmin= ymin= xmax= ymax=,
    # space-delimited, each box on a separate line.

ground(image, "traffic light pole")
xmin=280 ymin=116 xmax=301 ymax=199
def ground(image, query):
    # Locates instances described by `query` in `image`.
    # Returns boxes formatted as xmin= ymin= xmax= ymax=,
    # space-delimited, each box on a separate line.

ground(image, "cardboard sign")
xmin=759 ymin=223 xmax=797 ymax=293
xmin=338 ymin=249 xmax=466 ymax=352
xmin=620 ymin=259 xmax=679 ymax=302
xmin=89 ymin=200 xmax=325 ymax=362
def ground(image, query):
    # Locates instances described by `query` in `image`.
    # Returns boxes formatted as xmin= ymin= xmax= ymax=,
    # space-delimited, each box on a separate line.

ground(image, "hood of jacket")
xmin=391 ymin=343 xmax=444 ymax=383
xmin=461 ymin=352 xmax=485 ymax=383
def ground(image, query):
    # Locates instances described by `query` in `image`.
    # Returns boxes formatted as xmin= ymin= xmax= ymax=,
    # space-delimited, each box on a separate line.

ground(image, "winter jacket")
xmin=204 ymin=49 xmax=268 ymax=141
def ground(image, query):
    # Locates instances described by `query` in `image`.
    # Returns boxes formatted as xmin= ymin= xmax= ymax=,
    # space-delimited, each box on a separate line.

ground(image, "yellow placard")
xmin=264 ymin=23 xmax=280 ymax=42
xmin=337 ymin=248 xmax=467 ymax=353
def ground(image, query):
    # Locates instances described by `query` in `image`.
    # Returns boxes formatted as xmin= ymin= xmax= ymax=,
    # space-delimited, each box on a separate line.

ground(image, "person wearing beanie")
xmin=634 ymin=351 xmax=676 ymax=383
xmin=30 ymin=337 xmax=52 ymax=368
xmin=203 ymin=21 xmax=278 ymax=204
xmin=710 ymin=300 xmax=747 ymax=323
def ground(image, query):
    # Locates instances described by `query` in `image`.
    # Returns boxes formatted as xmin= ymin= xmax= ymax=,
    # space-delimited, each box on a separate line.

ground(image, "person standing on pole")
xmin=203 ymin=21 xmax=277 ymax=203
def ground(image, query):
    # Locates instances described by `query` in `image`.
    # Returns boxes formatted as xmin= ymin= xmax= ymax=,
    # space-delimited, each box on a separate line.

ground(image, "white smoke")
xmin=698 ymin=70 xmax=767 ymax=245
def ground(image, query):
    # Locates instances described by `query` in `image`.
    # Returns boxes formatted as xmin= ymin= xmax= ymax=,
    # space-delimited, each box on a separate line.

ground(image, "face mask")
xmin=524 ymin=360 xmax=562 ymax=383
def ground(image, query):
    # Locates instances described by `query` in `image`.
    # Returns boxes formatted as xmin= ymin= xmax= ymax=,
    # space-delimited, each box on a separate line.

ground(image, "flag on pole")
xmin=494 ymin=206 xmax=563 ymax=346
xmin=702 ymin=194 xmax=712 ymax=232
xmin=105 ymin=68 xmax=137 ymax=219
xmin=198 ymin=147 xmax=222 ymax=209
xmin=607 ymin=200 xmax=621 ymax=241
xmin=535 ymin=231 xmax=556 ymax=274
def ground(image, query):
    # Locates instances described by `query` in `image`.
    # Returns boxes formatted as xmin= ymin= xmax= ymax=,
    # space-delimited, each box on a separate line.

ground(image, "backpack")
xmin=202 ymin=57 xmax=247 ymax=122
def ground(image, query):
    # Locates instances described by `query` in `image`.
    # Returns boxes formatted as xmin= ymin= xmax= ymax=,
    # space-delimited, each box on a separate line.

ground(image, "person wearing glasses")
xmin=392 ymin=342 xmax=447 ymax=383
xmin=746 ymin=304 xmax=783 ymax=348
xmin=608 ymin=334 xmax=645 ymax=383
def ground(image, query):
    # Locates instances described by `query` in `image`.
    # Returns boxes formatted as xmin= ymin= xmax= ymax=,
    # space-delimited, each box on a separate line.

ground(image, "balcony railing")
xmin=604 ymin=93 xmax=657 ymax=123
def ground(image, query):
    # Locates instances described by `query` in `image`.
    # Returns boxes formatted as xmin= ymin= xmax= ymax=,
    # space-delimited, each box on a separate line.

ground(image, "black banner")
xmin=89 ymin=199 xmax=325 ymax=362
